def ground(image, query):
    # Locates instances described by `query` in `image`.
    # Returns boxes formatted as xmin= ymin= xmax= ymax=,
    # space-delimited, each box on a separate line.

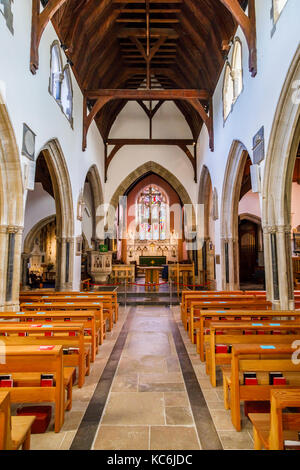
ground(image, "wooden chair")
xmin=249 ymin=389 xmax=300 ymax=450
xmin=0 ymin=391 xmax=35 ymax=450
xmin=0 ymin=345 xmax=65 ymax=432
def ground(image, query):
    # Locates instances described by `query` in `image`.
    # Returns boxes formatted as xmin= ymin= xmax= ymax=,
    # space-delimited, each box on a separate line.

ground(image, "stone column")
xmin=221 ymin=236 xmax=239 ymax=291
xmin=277 ymin=224 xmax=294 ymax=310
xmin=0 ymin=225 xmax=9 ymax=311
xmin=263 ymin=224 xmax=294 ymax=310
xmin=262 ymin=225 xmax=274 ymax=303
xmin=0 ymin=225 xmax=23 ymax=311
xmin=56 ymin=236 xmax=74 ymax=291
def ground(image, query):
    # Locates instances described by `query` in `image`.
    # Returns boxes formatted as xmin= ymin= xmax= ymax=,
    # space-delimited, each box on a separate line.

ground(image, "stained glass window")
xmin=137 ymin=185 xmax=168 ymax=240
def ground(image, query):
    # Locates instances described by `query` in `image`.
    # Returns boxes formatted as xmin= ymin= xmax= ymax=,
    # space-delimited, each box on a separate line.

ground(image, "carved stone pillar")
xmin=263 ymin=224 xmax=294 ymax=310
xmin=262 ymin=224 xmax=274 ymax=303
xmin=0 ymin=225 xmax=23 ymax=311
xmin=56 ymin=236 xmax=74 ymax=291
xmin=221 ymin=236 xmax=239 ymax=291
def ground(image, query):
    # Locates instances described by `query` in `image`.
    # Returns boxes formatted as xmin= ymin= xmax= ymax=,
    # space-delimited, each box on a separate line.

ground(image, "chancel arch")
xmin=0 ymin=93 xmax=24 ymax=311
xmin=21 ymin=139 xmax=74 ymax=291
xmin=262 ymin=45 xmax=300 ymax=309
xmin=108 ymin=163 xmax=195 ymax=276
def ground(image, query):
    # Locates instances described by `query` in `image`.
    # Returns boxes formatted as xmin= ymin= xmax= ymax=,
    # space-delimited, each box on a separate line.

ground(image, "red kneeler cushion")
xmin=17 ymin=406 xmax=52 ymax=434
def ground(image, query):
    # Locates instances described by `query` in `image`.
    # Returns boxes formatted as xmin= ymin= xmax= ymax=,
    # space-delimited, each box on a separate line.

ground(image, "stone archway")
xmin=109 ymin=161 xmax=194 ymax=210
xmin=27 ymin=139 xmax=75 ymax=291
xmin=0 ymin=93 xmax=24 ymax=310
xmin=262 ymin=45 xmax=300 ymax=309
xmin=108 ymin=161 xmax=195 ymax=264
xmin=220 ymin=140 xmax=249 ymax=290
xmin=84 ymin=164 xmax=104 ymax=248
xmin=21 ymin=215 xmax=56 ymax=288
xmin=198 ymin=165 xmax=215 ymax=287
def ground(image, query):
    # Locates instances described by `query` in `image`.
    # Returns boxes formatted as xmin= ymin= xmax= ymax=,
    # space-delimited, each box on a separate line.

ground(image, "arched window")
xmin=273 ymin=0 xmax=288 ymax=22
xmin=136 ymin=185 xmax=168 ymax=241
xmin=232 ymin=39 xmax=243 ymax=102
xmin=61 ymin=65 xmax=73 ymax=124
xmin=50 ymin=42 xmax=63 ymax=101
xmin=223 ymin=63 xmax=234 ymax=121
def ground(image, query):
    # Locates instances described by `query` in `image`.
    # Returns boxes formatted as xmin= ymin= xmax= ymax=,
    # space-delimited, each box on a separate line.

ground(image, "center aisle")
xmin=71 ymin=305 xmax=224 ymax=450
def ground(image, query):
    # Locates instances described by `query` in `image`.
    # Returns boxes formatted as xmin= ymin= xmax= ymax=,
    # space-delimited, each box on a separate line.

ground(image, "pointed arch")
xmin=23 ymin=214 xmax=56 ymax=255
xmin=220 ymin=140 xmax=250 ymax=289
xmin=0 ymin=92 xmax=24 ymax=310
xmin=36 ymin=139 xmax=75 ymax=290
xmin=84 ymin=164 xmax=104 ymax=247
xmin=109 ymin=161 xmax=193 ymax=211
xmin=262 ymin=45 xmax=300 ymax=309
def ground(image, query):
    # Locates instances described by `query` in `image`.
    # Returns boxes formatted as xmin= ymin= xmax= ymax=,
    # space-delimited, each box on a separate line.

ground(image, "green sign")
xmin=99 ymin=244 xmax=108 ymax=252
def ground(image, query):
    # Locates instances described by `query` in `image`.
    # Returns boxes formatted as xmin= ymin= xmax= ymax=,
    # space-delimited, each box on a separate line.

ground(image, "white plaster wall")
xmin=238 ymin=191 xmax=261 ymax=219
xmin=22 ymin=183 xmax=55 ymax=246
xmin=291 ymin=183 xmax=300 ymax=229
xmin=0 ymin=1 xmax=105 ymax=289
xmin=196 ymin=0 xmax=300 ymax=288
xmin=106 ymin=100 xmax=196 ymax=204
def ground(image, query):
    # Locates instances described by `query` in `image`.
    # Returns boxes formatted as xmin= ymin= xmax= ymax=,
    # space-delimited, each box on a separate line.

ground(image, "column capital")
xmin=262 ymin=224 xmax=276 ymax=234
xmin=0 ymin=224 xmax=23 ymax=234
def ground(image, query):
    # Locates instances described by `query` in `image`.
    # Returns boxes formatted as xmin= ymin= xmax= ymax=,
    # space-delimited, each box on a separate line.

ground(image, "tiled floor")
xmin=29 ymin=304 xmax=254 ymax=450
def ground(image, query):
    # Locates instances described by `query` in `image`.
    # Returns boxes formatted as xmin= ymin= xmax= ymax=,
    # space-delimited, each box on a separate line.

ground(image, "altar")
xmin=138 ymin=256 xmax=166 ymax=291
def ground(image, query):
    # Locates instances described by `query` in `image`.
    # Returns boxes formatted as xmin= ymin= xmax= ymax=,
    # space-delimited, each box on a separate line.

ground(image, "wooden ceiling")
xmin=47 ymin=0 xmax=247 ymax=142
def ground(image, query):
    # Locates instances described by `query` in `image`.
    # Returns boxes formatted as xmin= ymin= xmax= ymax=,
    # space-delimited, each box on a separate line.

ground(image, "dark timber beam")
xmin=104 ymin=139 xmax=196 ymax=182
xmin=30 ymin=0 xmax=68 ymax=74
xmin=219 ymin=0 xmax=257 ymax=77
xmin=83 ymin=89 xmax=211 ymax=151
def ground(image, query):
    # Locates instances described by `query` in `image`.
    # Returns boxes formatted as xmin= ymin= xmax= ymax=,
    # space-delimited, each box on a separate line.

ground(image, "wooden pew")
xmin=197 ymin=309 xmax=300 ymax=362
xmin=180 ymin=290 xmax=245 ymax=322
xmin=206 ymin=321 xmax=300 ymax=387
xmin=0 ymin=311 xmax=98 ymax=363
xmin=182 ymin=295 xmax=264 ymax=332
xmin=21 ymin=296 xmax=114 ymax=332
xmin=20 ymin=302 xmax=104 ymax=352
xmin=0 ymin=323 xmax=89 ymax=388
xmin=0 ymin=391 xmax=35 ymax=450
xmin=226 ymin=344 xmax=300 ymax=431
xmin=20 ymin=290 xmax=119 ymax=323
xmin=0 ymin=345 xmax=65 ymax=432
xmin=249 ymin=389 xmax=300 ymax=450
xmin=188 ymin=300 xmax=272 ymax=344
